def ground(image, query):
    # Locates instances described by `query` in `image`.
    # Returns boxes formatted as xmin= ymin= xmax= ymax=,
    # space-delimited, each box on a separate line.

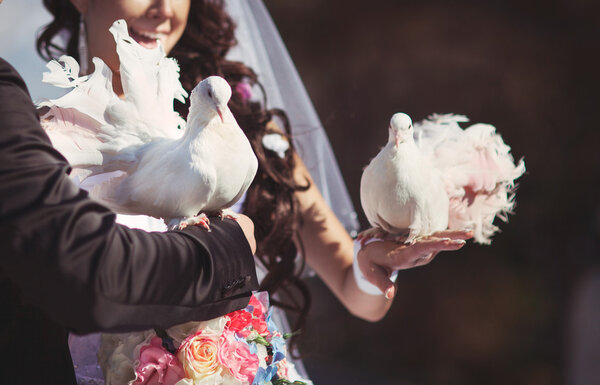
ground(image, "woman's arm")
xmin=293 ymin=154 xmax=472 ymax=321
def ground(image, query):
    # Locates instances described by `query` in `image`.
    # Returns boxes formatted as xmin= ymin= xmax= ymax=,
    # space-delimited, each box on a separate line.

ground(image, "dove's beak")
xmin=216 ymin=107 xmax=224 ymax=123
xmin=394 ymin=130 xmax=401 ymax=147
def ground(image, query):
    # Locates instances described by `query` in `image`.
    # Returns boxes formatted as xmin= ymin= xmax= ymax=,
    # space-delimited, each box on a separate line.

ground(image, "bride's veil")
xmin=225 ymin=0 xmax=360 ymax=235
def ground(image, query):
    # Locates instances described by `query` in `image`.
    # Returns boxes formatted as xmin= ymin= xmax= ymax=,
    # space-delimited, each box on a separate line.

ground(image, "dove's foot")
xmin=356 ymin=227 xmax=389 ymax=247
xmin=401 ymin=234 xmax=421 ymax=245
xmin=218 ymin=209 xmax=239 ymax=221
xmin=169 ymin=214 xmax=211 ymax=232
xmin=388 ymin=230 xmax=424 ymax=245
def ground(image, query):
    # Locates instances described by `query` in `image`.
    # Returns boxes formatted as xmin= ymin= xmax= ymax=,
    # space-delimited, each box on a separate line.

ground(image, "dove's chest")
xmin=189 ymin=128 xmax=253 ymax=175
xmin=380 ymin=146 xmax=429 ymax=200
xmin=187 ymin=127 xmax=257 ymax=209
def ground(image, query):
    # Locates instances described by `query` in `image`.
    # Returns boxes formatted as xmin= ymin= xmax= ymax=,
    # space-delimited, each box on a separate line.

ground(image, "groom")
xmin=0 ymin=57 xmax=259 ymax=384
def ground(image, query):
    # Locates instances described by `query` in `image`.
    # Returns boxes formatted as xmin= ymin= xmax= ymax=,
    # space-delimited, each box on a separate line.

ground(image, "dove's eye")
xmin=207 ymin=90 xmax=213 ymax=98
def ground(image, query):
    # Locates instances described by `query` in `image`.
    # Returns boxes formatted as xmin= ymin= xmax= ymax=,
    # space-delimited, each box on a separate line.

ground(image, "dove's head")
xmin=190 ymin=76 xmax=232 ymax=123
xmin=389 ymin=113 xmax=414 ymax=147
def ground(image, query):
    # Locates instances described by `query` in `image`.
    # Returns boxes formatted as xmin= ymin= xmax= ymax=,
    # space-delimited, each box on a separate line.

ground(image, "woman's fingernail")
xmin=385 ymin=287 xmax=394 ymax=299
xmin=453 ymin=239 xmax=466 ymax=245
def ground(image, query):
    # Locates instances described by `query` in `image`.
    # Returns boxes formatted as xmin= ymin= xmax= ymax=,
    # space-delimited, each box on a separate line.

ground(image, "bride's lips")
xmin=128 ymin=27 xmax=167 ymax=49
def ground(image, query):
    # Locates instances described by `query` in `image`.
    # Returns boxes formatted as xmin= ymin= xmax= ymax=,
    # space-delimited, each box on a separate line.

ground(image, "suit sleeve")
xmin=0 ymin=58 xmax=259 ymax=334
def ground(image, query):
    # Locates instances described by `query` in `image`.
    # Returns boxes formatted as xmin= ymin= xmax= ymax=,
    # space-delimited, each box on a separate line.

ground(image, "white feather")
xmin=415 ymin=114 xmax=525 ymax=244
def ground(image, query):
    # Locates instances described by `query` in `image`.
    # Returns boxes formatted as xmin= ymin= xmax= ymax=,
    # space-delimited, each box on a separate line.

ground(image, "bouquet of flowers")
xmin=99 ymin=292 xmax=307 ymax=385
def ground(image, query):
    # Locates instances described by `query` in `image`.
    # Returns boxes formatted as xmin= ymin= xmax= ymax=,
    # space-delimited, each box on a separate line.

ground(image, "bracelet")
xmin=352 ymin=239 xmax=398 ymax=296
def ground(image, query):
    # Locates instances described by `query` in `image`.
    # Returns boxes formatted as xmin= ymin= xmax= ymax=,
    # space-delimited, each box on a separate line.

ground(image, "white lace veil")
xmin=224 ymin=0 xmax=359 ymax=235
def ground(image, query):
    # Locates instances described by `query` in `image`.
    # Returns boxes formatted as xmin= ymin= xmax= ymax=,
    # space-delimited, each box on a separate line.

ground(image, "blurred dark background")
xmin=263 ymin=0 xmax=600 ymax=384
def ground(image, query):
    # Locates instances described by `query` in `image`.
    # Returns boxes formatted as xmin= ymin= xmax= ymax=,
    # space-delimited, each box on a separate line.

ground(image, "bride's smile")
xmin=71 ymin=0 xmax=190 ymax=75
xmin=128 ymin=26 xmax=168 ymax=49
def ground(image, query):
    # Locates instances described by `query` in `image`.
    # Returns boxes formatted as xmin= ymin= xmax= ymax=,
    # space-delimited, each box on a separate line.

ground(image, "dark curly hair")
xmin=37 ymin=0 xmax=311 ymax=346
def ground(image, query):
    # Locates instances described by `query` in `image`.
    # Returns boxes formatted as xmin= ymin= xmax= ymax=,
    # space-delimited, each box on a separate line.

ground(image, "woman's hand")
xmin=236 ymin=214 xmax=257 ymax=255
xmin=357 ymin=230 xmax=474 ymax=299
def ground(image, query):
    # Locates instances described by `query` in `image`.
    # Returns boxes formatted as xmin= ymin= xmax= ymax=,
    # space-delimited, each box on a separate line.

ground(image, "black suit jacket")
xmin=0 ymin=58 xmax=259 ymax=384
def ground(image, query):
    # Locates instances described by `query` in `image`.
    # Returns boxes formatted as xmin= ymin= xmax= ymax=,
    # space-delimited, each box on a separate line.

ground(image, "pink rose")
xmin=133 ymin=337 xmax=184 ymax=385
xmin=218 ymin=330 xmax=259 ymax=384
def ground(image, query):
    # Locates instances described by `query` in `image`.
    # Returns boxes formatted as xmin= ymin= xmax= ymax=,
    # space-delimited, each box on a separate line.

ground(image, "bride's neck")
xmin=112 ymin=71 xmax=125 ymax=98
xmin=84 ymin=64 xmax=125 ymax=98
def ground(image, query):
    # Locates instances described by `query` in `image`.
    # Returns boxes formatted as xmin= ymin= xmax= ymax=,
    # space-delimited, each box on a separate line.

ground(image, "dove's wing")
xmin=415 ymin=114 xmax=525 ymax=243
xmin=222 ymin=150 xmax=258 ymax=211
xmin=112 ymin=139 xmax=217 ymax=219
xmin=360 ymin=146 xmax=401 ymax=232
xmin=82 ymin=172 xmax=131 ymax=213
xmin=360 ymin=157 xmax=382 ymax=229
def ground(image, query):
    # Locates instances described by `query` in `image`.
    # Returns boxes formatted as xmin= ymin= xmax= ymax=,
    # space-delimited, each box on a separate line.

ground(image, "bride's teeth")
xmin=143 ymin=32 xmax=162 ymax=39
xmin=133 ymin=29 xmax=164 ymax=40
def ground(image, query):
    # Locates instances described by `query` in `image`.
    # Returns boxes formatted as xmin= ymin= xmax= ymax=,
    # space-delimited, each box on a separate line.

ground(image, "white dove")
xmin=359 ymin=113 xmax=449 ymax=244
xmin=96 ymin=76 xmax=258 ymax=229
xmin=359 ymin=112 xmax=525 ymax=245
xmin=40 ymin=20 xmax=258 ymax=230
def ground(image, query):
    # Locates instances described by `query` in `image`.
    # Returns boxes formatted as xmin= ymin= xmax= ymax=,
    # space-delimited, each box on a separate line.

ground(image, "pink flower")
xmin=276 ymin=358 xmax=289 ymax=380
xmin=248 ymin=294 xmax=267 ymax=319
xmin=177 ymin=330 xmax=221 ymax=382
xmin=133 ymin=337 xmax=184 ymax=385
xmin=235 ymin=82 xmax=253 ymax=101
xmin=251 ymin=318 xmax=269 ymax=336
xmin=218 ymin=330 xmax=259 ymax=384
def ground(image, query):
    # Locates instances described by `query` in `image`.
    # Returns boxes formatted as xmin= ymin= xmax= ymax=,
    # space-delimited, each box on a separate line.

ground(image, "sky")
xmin=0 ymin=0 xmax=65 ymax=100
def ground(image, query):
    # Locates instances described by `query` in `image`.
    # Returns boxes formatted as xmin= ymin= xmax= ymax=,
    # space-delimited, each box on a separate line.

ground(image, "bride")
xmin=37 ymin=0 xmax=472 ymax=383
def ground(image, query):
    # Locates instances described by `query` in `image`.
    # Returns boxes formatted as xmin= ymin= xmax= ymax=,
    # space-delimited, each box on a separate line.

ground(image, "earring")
xmin=78 ymin=16 xmax=89 ymax=75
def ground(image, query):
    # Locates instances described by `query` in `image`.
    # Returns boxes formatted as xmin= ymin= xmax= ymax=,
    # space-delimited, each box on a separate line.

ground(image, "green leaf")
xmin=272 ymin=379 xmax=307 ymax=385
xmin=248 ymin=335 xmax=269 ymax=346
xmin=283 ymin=329 xmax=302 ymax=340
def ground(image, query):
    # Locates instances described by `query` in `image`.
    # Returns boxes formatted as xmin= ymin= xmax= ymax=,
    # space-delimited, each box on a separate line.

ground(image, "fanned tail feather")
xmin=42 ymin=55 xmax=85 ymax=88
xmin=415 ymin=114 xmax=525 ymax=244
xmin=41 ymin=105 xmax=105 ymax=167
xmin=39 ymin=19 xmax=188 ymax=188
xmin=40 ymin=57 xmax=115 ymax=125
xmin=110 ymin=20 xmax=186 ymax=135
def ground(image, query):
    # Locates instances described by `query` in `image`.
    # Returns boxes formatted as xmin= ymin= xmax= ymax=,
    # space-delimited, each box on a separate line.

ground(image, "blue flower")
xmin=270 ymin=335 xmax=286 ymax=364
xmin=266 ymin=308 xmax=278 ymax=333
xmin=252 ymin=365 xmax=277 ymax=385
xmin=247 ymin=340 xmax=258 ymax=355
